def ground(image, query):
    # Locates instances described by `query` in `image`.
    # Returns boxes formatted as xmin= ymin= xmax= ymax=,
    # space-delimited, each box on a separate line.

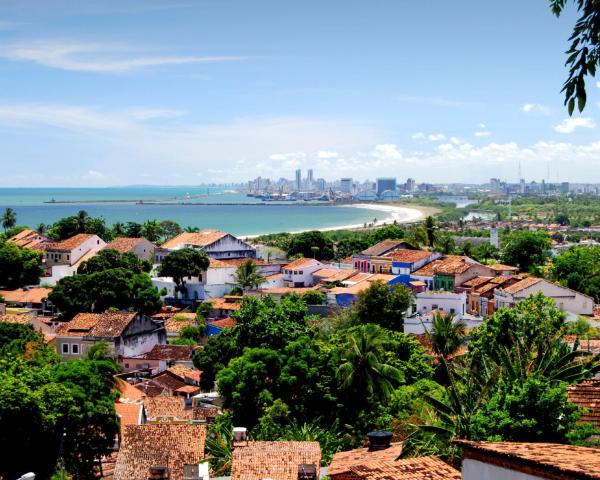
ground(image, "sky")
xmin=0 ymin=0 xmax=599 ymax=187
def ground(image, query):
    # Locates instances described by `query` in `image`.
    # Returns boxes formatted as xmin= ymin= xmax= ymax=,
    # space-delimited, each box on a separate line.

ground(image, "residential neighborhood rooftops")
xmin=347 ymin=457 xmax=460 ymax=480
xmin=462 ymin=276 xmax=493 ymax=288
xmin=328 ymin=442 xmax=403 ymax=477
xmin=488 ymin=263 xmax=518 ymax=272
xmin=161 ymin=230 xmax=227 ymax=249
xmin=141 ymin=344 xmax=197 ymax=361
xmin=412 ymin=255 xmax=468 ymax=276
xmin=143 ymin=396 xmax=192 ymax=420
xmin=0 ymin=287 xmax=52 ymax=304
xmin=56 ymin=311 xmax=137 ymax=338
xmin=164 ymin=318 xmax=196 ymax=334
xmin=0 ymin=313 xmax=31 ymax=325
xmin=115 ymin=402 xmax=143 ymax=432
xmin=113 ymin=424 xmax=206 ymax=480
xmin=231 ymin=441 xmax=321 ymax=480
xmin=46 ymin=233 xmax=97 ymax=251
xmin=501 ymin=277 xmax=543 ymax=294
xmin=360 ymin=240 xmax=410 ymax=257
xmin=455 ymin=440 xmax=600 ymax=480
xmin=209 ymin=297 xmax=242 ymax=311
xmin=383 ymin=249 xmax=433 ymax=263
xmin=8 ymin=229 xmax=49 ymax=250
xmin=105 ymin=237 xmax=152 ymax=253
xmin=284 ymin=257 xmax=321 ymax=270
xmin=568 ymin=380 xmax=600 ymax=428
xmin=210 ymin=316 xmax=237 ymax=329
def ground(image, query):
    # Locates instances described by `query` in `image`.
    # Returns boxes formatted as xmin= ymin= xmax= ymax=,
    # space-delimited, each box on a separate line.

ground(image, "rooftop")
xmin=209 ymin=297 xmax=242 ymax=311
xmin=348 ymin=457 xmax=460 ymax=480
xmin=56 ymin=312 xmax=137 ymax=338
xmin=210 ymin=316 xmax=237 ymax=329
xmin=383 ymin=249 xmax=434 ymax=264
xmin=105 ymin=237 xmax=152 ymax=254
xmin=360 ymin=240 xmax=409 ymax=257
xmin=141 ymin=344 xmax=197 ymax=361
xmin=8 ymin=229 xmax=49 ymax=250
xmin=488 ymin=263 xmax=519 ymax=272
xmin=455 ymin=440 xmax=600 ymax=480
xmin=231 ymin=441 xmax=321 ymax=480
xmin=328 ymin=442 xmax=403 ymax=477
xmin=164 ymin=318 xmax=197 ymax=334
xmin=115 ymin=402 xmax=143 ymax=434
xmin=113 ymin=424 xmax=206 ymax=480
xmin=568 ymin=380 xmax=600 ymax=428
xmin=284 ymin=257 xmax=321 ymax=270
xmin=412 ymin=255 xmax=469 ymax=277
xmin=0 ymin=287 xmax=52 ymax=304
xmin=46 ymin=233 xmax=97 ymax=251
xmin=143 ymin=396 xmax=192 ymax=421
xmin=161 ymin=230 xmax=227 ymax=249
xmin=501 ymin=277 xmax=543 ymax=294
xmin=0 ymin=313 xmax=31 ymax=325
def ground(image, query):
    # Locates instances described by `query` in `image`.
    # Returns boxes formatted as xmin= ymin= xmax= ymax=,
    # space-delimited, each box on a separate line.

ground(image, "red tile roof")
xmin=161 ymin=230 xmax=227 ymax=249
xmin=383 ymin=249 xmax=433 ymax=263
xmin=115 ymin=402 xmax=143 ymax=434
xmin=144 ymin=396 xmax=192 ymax=421
xmin=210 ymin=317 xmax=237 ymax=329
xmin=114 ymin=424 xmax=206 ymax=480
xmin=55 ymin=312 xmax=137 ymax=338
xmin=501 ymin=277 xmax=543 ymax=294
xmin=141 ymin=344 xmax=197 ymax=361
xmin=231 ymin=441 xmax=321 ymax=480
xmin=568 ymin=381 xmax=600 ymax=427
xmin=105 ymin=237 xmax=153 ymax=254
xmin=284 ymin=257 xmax=321 ymax=270
xmin=455 ymin=440 xmax=600 ymax=479
xmin=488 ymin=263 xmax=518 ymax=272
xmin=0 ymin=287 xmax=52 ymax=304
xmin=348 ymin=457 xmax=460 ymax=480
xmin=115 ymin=378 xmax=146 ymax=402
xmin=360 ymin=240 xmax=409 ymax=257
xmin=46 ymin=233 xmax=97 ymax=251
xmin=328 ymin=443 xmax=403 ymax=477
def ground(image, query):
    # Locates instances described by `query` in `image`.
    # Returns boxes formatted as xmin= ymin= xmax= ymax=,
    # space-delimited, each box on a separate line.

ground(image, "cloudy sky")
xmin=0 ymin=0 xmax=599 ymax=186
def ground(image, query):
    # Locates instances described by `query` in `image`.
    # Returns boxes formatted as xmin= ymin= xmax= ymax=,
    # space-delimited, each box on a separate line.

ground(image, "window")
xmin=450 ymin=308 xmax=456 ymax=314
xmin=432 ymin=304 xmax=438 ymax=310
xmin=124 ymin=363 xmax=129 ymax=368
xmin=71 ymin=344 xmax=79 ymax=354
xmin=298 ymin=270 xmax=303 ymax=275
xmin=67 ymin=255 xmax=70 ymax=260
xmin=62 ymin=343 xmax=69 ymax=354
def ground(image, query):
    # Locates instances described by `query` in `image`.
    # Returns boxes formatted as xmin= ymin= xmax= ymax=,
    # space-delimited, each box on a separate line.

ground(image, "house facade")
xmin=104 ymin=237 xmax=156 ymax=262
xmin=156 ymin=230 xmax=256 ymax=262
xmin=282 ymin=258 xmax=324 ymax=287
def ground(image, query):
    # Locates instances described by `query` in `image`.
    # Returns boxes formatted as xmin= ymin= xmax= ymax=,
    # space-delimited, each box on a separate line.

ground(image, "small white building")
xmin=156 ymin=230 xmax=256 ymax=262
xmin=282 ymin=258 xmax=324 ymax=287
xmin=414 ymin=290 xmax=467 ymax=317
xmin=494 ymin=277 xmax=594 ymax=315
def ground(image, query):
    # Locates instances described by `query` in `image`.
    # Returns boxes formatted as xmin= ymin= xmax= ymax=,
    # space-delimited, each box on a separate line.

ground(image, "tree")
xmin=425 ymin=216 xmax=437 ymax=247
xmin=85 ymin=341 xmax=115 ymax=361
xmin=406 ymin=226 xmax=429 ymax=248
xmin=287 ymin=231 xmax=334 ymax=260
xmin=205 ymin=413 xmax=234 ymax=476
xmin=158 ymin=248 xmax=210 ymax=296
xmin=75 ymin=210 xmax=88 ymax=233
xmin=124 ymin=222 xmax=143 ymax=237
xmin=436 ymin=235 xmax=456 ymax=254
xmin=160 ymin=220 xmax=182 ymax=240
xmin=552 ymin=245 xmax=600 ymax=302
xmin=1 ymin=208 xmax=16 ymax=232
xmin=501 ymin=230 xmax=551 ymax=272
xmin=234 ymin=260 xmax=265 ymax=291
xmin=550 ymin=0 xmax=600 ymax=114
xmin=37 ymin=223 xmax=48 ymax=234
xmin=355 ymin=281 xmax=413 ymax=331
xmin=0 ymin=242 xmax=45 ymax=288
xmin=112 ymin=221 xmax=125 ymax=236
xmin=77 ymin=248 xmax=145 ymax=275
xmin=302 ymin=290 xmax=325 ymax=305
xmin=336 ymin=324 xmax=403 ymax=407
xmin=141 ymin=220 xmax=164 ymax=243
xmin=426 ymin=311 xmax=466 ymax=360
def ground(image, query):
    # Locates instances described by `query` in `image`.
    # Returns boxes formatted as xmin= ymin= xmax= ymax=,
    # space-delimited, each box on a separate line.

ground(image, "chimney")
xmin=298 ymin=464 xmax=317 ymax=480
xmin=366 ymin=431 xmax=393 ymax=452
xmin=148 ymin=465 xmax=169 ymax=480
xmin=232 ymin=427 xmax=248 ymax=448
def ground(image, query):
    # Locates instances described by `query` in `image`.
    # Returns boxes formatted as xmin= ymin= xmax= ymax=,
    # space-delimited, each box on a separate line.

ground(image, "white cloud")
xmin=0 ymin=41 xmax=250 ymax=73
xmin=553 ymin=117 xmax=596 ymax=133
xmin=522 ymin=103 xmax=550 ymax=115
xmin=597 ymin=81 xmax=600 ymax=89
xmin=411 ymin=132 xmax=446 ymax=141
xmin=478 ymin=123 xmax=486 ymax=129
xmin=318 ymin=150 xmax=338 ymax=159
xmin=475 ymin=131 xmax=492 ymax=137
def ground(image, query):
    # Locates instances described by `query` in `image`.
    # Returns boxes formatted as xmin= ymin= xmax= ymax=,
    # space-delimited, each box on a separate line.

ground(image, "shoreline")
xmin=242 ymin=203 xmax=433 ymax=239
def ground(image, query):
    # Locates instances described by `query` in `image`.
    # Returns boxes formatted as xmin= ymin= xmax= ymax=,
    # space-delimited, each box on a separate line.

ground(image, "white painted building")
xmin=282 ymin=258 xmax=324 ymax=287
xmin=157 ymin=230 xmax=256 ymax=262
xmin=414 ymin=290 xmax=467 ymax=316
xmin=494 ymin=277 xmax=594 ymax=315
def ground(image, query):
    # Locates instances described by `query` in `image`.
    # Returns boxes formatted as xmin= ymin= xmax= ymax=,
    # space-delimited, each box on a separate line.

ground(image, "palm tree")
xmin=185 ymin=226 xmax=200 ymax=233
xmin=425 ymin=216 xmax=437 ymax=247
xmin=112 ymin=221 xmax=125 ymax=236
xmin=426 ymin=311 xmax=467 ymax=359
xmin=1 ymin=208 xmax=16 ymax=232
xmin=336 ymin=324 xmax=403 ymax=405
xmin=75 ymin=210 xmax=88 ymax=233
xmin=205 ymin=421 xmax=233 ymax=476
xmin=234 ymin=260 xmax=265 ymax=291
xmin=36 ymin=223 xmax=47 ymax=235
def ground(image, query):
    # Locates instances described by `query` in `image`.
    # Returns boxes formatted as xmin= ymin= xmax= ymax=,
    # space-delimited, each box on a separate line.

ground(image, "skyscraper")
xmin=340 ymin=178 xmax=353 ymax=194
xmin=295 ymin=169 xmax=301 ymax=191
xmin=376 ymin=177 xmax=397 ymax=196
xmin=307 ymin=169 xmax=314 ymax=185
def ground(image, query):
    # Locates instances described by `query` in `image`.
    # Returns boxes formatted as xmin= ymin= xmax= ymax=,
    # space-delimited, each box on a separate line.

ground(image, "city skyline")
xmin=1 ymin=1 xmax=600 ymax=186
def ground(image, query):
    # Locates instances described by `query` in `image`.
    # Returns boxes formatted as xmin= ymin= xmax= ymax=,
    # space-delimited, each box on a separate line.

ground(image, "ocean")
xmin=0 ymin=187 xmax=412 ymax=236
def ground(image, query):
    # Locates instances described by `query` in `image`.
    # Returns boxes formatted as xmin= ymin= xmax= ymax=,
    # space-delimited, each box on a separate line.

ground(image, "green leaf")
xmin=568 ymin=97 xmax=575 ymax=116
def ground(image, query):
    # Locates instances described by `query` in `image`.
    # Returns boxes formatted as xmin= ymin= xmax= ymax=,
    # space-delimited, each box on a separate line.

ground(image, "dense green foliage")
xmin=77 ymin=248 xmax=150 ymax=275
xmin=287 ymin=231 xmax=335 ymax=260
xmin=552 ymin=245 xmax=600 ymax=302
xmin=0 ymin=324 xmax=119 ymax=479
xmin=501 ymin=230 xmax=552 ymax=272
xmin=0 ymin=240 xmax=45 ymax=288
xmin=355 ymin=281 xmax=413 ymax=331
xmin=49 ymin=267 xmax=161 ymax=319
xmin=234 ymin=260 xmax=266 ymax=290
xmin=158 ymin=247 xmax=210 ymax=295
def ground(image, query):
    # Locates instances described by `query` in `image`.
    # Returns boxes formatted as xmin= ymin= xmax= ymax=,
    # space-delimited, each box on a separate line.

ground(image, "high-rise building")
xmin=490 ymin=178 xmax=502 ymax=194
xmin=560 ymin=182 xmax=570 ymax=194
xmin=340 ymin=178 xmax=353 ymax=194
xmin=490 ymin=227 xmax=499 ymax=248
xmin=376 ymin=177 xmax=397 ymax=196
xmin=307 ymin=169 xmax=314 ymax=185
xmin=405 ymin=178 xmax=416 ymax=193
xmin=316 ymin=178 xmax=326 ymax=193
xmin=295 ymin=169 xmax=302 ymax=191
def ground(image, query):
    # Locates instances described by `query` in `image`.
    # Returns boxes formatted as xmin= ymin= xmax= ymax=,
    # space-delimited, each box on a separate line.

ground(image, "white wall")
xmin=283 ymin=261 xmax=323 ymax=287
xmin=462 ymin=459 xmax=543 ymax=480
xmin=44 ymin=265 xmax=76 ymax=286
xmin=415 ymin=291 xmax=466 ymax=316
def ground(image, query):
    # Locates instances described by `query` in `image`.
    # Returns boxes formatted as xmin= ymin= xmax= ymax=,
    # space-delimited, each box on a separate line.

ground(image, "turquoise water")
xmin=0 ymin=187 xmax=399 ymax=236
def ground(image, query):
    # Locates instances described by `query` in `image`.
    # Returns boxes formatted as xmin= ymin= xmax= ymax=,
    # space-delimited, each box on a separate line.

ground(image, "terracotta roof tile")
xmin=347 ymin=457 xmax=460 ymax=480
xmin=383 ymin=249 xmax=434 ymax=263
xmin=105 ymin=237 xmax=153 ymax=254
xmin=115 ymin=378 xmax=146 ymax=401
xmin=455 ymin=440 xmax=600 ymax=479
xmin=8 ymin=229 xmax=50 ymax=250
xmin=142 ymin=344 xmax=197 ymax=361
xmin=328 ymin=443 xmax=403 ymax=477
xmin=114 ymin=424 xmax=206 ymax=480
xmin=360 ymin=240 xmax=409 ymax=257
xmin=161 ymin=230 xmax=227 ymax=249
xmin=284 ymin=257 xmax=321 ymax=270
xmin=462 ymin=277 xmax=493 ymax=288
xmin=46 ymin=233 xmax=97 ymax=251
xmin=115 ymin=402 xmax=143 ymax=434
xmin=210 ymin=316 xmax=237 ymax=329
xmin=167 ymin=364 xmax=199 ymax=381
xmin=231 ymin=441 xmax=321 ymax=480
xmin=209 ymin=297 xmax=242 ymax=311
xmin=0 ymin=314 xmax=31 ymax=325
xmin=88 ymin=312 xmax=137 ymax=337
xmin=55 ymin=313 xmax=100 ymax=336
xmin=412 ymin=256 xmax=469 ymax=277
xmin=488 ymin=263 xmax=518 ymax=272
xmin=218 ymin=258 xmax=271 ymax=267
xmin=568 ymin=382 xmax=600 ymax=427
xmin=144 ymin=396 xmax=192 ymax=421
xmin=192 ymin=406 xmax=220 ymax=421
xmin=164 ymin=318 xmax=197 ymax=334
xmin=501 ymin=277 xmax=543 ymax=294
xmin=152 ymin=371 xmax=188 ymax=391
xmin=0 ymin=287 xmax=52 ymax=304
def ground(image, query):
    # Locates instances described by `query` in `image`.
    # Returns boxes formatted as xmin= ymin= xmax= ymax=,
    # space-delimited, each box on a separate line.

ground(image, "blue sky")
xmin=0 ymin=0 xmax=599 ymax=186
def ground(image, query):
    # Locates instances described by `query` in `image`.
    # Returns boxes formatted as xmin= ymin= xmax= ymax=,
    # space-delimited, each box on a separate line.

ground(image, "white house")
xmin=282 ymin=258 xmax=324 ymax=287
xmin=104 ymin=237 xmax=156 ymax=262
xmin=494 ymin=277 xmax=594 ymax=315
xmin=44 ymin=233 xmax=107 ymax=284
xmin=414 ymin=290 xmax=467 ymax=317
